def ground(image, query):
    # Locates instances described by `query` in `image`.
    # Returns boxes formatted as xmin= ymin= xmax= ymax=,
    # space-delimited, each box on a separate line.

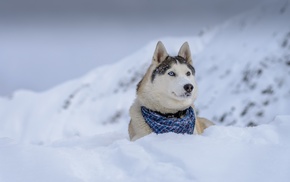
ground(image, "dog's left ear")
xmin=178 ymin=42 xmax=192 ymax=64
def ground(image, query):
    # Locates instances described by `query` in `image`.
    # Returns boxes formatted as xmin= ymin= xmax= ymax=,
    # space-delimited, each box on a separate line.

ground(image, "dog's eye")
xmin=168 ymin=71 xmax=176 ymax=76
xmin=186 ymin=71 xmax=191 ymax=76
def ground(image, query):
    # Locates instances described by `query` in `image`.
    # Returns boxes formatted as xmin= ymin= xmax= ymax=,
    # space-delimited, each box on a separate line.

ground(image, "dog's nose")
xmin=184 ymin=84 xmax=194 ymax=93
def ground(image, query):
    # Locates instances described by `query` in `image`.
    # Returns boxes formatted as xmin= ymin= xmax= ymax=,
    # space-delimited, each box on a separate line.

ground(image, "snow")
xmin=1 ymin=116 xmax=290 ymax=182
xmin=0 ymin=0 xmax=290 ymax=181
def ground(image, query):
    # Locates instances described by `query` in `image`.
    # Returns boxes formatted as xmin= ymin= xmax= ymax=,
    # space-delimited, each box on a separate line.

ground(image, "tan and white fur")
xmin=129 ymin=41 xmax=213 ymax=141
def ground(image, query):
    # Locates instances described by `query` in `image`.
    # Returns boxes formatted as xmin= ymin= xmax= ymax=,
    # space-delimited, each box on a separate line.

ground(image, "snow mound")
xmin=1 ymin=116 xmax=290 ymax=182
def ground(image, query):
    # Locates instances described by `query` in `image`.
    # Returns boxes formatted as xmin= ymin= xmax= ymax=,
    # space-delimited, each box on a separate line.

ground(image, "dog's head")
xmin=137 ymin=41 xmax=198 ymax=113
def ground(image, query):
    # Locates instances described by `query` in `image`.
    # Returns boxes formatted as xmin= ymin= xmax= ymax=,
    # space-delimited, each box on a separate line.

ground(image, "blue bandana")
xmin=141 ymin=106 xmax=195 ymax=134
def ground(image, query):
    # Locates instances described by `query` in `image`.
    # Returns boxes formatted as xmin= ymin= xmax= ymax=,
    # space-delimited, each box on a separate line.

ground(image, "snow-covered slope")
xmin=0 ymin=1 xmax=290 ymax=181
xmin=195 ymin=0 xmax=290 ymax=127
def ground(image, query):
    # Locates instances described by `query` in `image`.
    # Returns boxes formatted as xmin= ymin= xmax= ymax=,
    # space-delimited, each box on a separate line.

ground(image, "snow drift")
xmin=0 ymin=0 xmax=290 ymax=181
xmin=1 ymin=116 xmax=290 ymax=182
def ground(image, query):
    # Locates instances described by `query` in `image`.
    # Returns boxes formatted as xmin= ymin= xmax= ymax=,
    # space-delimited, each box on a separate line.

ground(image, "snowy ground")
xmin=0 ymin=0 xmax=290 ymax=181
xmin=1 ymin=116 xmax=290 ymax=182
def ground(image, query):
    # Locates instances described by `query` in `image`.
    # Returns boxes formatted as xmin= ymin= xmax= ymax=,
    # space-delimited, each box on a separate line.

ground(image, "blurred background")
xmin=0 ymin=0 xmax=266 ymax=96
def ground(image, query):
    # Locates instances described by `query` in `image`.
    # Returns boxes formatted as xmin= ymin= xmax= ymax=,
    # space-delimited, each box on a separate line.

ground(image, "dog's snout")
xmin=184 ymin=84 xmax=194 ymax=93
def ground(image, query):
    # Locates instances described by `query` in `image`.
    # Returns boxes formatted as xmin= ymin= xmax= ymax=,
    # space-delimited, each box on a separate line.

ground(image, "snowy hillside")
xmin=0 ymin=0 xmax=290 ymax=181
xmin=195 ymin=0 xmax=290 ymax=127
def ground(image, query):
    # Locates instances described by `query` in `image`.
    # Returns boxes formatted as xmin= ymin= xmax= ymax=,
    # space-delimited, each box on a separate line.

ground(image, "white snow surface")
xmin=0 ymin=116 xmax=290 ymax=182
xmin=0 ymin=0 xmax=290 ymax=181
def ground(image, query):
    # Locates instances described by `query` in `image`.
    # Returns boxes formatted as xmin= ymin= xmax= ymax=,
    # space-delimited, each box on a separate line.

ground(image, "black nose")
xmin=184 ymin=84 xmax=194 ymax=93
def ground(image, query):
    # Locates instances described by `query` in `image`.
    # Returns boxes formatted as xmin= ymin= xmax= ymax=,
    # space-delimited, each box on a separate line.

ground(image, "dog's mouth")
xmin=172 ymin=92 xmax=192 ymax=99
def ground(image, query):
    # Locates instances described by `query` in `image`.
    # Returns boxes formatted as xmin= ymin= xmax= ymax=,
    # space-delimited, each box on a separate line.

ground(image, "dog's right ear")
xmin=153 ymin=41 xmax=168 ymax=64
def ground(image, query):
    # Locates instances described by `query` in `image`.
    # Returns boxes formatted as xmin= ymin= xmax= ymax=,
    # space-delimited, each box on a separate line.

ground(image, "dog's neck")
xmin=143 ymin=107 xmax=189 ymax=119
xmin=138 ymin=96 xmax=193 ymax=115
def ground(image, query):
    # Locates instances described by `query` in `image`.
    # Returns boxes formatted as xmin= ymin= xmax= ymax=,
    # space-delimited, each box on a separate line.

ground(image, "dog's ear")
xmin=153 ymin=41 xmax=168 ymax=64
xmin=178 ymin=42 xmax=192 ymax=64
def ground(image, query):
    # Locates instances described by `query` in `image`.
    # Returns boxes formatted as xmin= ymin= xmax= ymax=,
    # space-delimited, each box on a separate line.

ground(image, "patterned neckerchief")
xmin=141 ymin=106 xmax=195 ymax=134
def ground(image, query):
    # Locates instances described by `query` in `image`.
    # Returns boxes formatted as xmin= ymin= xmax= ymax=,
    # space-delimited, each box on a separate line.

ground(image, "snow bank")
xmin=1 ymin=116 xmax=290 ymax=182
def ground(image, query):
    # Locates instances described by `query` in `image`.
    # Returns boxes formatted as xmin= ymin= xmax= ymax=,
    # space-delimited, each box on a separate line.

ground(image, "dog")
xmin=128 ymin=41 xmax=213 ymax=141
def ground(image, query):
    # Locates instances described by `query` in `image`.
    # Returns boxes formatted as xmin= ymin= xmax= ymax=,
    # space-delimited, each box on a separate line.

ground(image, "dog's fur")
xmin=129 ymin=41 xmax=213 ymax=141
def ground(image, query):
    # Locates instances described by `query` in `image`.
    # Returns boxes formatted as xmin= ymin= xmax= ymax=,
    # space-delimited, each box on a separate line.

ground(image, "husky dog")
xmin=129 ymin=41 xmax=213 ymax=141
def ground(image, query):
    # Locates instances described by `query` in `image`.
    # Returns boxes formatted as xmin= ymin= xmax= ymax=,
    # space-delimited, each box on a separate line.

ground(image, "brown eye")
xmin=186 ymin=71 xmax=191 ymax=76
